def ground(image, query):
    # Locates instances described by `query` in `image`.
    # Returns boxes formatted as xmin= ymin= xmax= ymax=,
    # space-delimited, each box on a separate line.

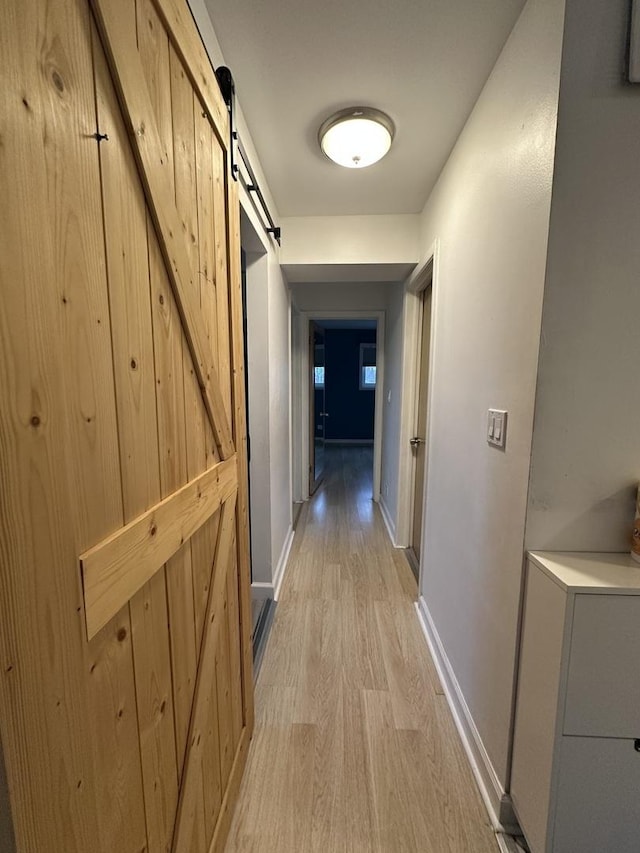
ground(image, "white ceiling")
xmin=204 ymin=0 xmax=526 ymax=217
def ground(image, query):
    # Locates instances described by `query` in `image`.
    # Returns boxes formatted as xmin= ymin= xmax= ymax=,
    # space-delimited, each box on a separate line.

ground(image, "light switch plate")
xmin=488 ymin=409 xmax=508 ymax=449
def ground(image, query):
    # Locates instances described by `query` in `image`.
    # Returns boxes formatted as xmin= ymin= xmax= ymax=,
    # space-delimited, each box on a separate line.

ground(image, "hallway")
xmin=225 ymin=447 xmax=499 ymax=852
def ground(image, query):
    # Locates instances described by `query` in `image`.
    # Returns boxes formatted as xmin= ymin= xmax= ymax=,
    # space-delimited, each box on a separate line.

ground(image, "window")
xmin=359 ymin=342 xmax=376 ymax=390
xmin=314 ymin=344 xmax=325 ymax=388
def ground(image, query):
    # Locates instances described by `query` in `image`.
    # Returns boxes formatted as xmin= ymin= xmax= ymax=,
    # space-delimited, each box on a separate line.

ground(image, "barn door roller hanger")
xmin=215 ymin=66 xmax=281 ymax=245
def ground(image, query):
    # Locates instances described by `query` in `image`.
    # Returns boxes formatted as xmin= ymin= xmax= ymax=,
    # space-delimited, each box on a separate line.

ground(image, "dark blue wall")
xmin=324 ymin=329 xmax=376 ymax=441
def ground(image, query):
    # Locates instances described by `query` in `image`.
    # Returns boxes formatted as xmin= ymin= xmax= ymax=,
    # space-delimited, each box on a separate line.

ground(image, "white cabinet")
xmin=511 ymin=552 xmax=640 ymax=853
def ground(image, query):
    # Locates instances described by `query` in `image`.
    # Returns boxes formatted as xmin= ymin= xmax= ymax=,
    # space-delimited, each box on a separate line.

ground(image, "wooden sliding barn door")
xmin=0 ymin=0 xmax=253 ymax=851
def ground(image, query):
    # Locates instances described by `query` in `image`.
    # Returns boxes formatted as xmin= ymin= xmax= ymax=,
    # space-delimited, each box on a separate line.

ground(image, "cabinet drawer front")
xmin=553 ymin=735 xmax=640 ymax=853
xmin=564 ymin=594 xmax=640 ymax=738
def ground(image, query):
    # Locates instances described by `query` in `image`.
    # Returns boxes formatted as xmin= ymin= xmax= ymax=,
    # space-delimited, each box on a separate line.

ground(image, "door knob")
xmin=409 ymin=437 xmax=424 ymax=447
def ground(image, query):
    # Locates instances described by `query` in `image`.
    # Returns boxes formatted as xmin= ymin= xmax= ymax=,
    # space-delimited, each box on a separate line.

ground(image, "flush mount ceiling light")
xmin=318 ymin=107 xmax=395 ymax=169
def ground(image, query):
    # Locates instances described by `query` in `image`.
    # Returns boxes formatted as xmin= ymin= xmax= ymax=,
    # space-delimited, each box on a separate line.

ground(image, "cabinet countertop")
xmin=528 ymin=551 xmax=640 ymax=594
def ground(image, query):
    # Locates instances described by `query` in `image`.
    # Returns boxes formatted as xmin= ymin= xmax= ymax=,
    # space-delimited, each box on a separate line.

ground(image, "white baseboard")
xmin=378 ymin=496 xmax=398 ymax=547
xmin=250 ymin=526 xmax=295 ymax=602
xmin=415 ymin=597 xmax=518 ymax=834
xmin=250 ymin=582 xmax=274 ymax=601
xmin=273 ymin=525 xmax=294 ymax=600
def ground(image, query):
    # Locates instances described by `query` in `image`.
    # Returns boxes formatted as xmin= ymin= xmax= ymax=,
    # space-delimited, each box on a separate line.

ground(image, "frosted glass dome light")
xmin=318 ymin=108 xmax=395 ymax=169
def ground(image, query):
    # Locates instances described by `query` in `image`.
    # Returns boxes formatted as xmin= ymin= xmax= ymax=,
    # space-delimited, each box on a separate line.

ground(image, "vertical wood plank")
xmin=136 ymin=0 xmax=174 ymax=197
xmin=171 ymin=499 xmax=237 ymax=853
xmin=192 ymin=514 xmax=224 ymax=835
xmin=170 ymin=46 xmax=199 ymax=281
xmin=166 ymin=542 xmax=198 ymax=766
xmin=37 ymin=0 xmax=147 ymax=847
xmin=216 ymin=582 xmax=235 ymax=792
xmin=195 ymin=102 xmax=219 ymax=389
xmin=150 ymin=0 xmax=229 ymax=148
xmin=85 ymin=614 xmax=147 ymax=853
xmin=212 ymin=143 xmax=233 ymax=422
xmin=130 ymin=572 xmax=179 ymax=853
xmin=147 ymin=219 xmax=208 ymax=853
xmin=93 ymin=23 xmax=160 ymax=524
xmin=149 ymin=224 xmax=188 ymax=498
xmin=93 ymin=19 xmax=179 ymax=853
xmin=194 ymin=102 xmax=220 ymax=472
xmin=166 ymin=39 xmax=209 ymax=853
xmin=65 ymin=5 xmax=148 ymax=850
xmin=226 ymin=552 xmax=244 ymax=749
xmin=185 ymin=348 xmax=224 ymax=837
xmin=0 ymin=2 xmax=105 ymax=847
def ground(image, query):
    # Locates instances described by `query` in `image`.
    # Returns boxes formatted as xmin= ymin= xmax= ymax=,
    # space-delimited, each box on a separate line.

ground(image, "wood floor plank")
xmin=224 ymin=446 xmax=498 ymax=853
xmin=374 ymin=598 xmax=440 ymax=730
xmin=363 ymin=689 xmax=419 ymax=852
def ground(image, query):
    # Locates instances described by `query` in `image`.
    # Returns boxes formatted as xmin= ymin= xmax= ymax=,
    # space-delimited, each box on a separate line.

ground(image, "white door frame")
xmin=396 ymin=243 xmax=439 ymax=585
xmin=296 ymin=310 xmax=385 ymax=502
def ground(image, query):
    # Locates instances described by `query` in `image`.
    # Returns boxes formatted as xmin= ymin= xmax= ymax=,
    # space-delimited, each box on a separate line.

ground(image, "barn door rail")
xmin=215 ymin=66 xmax=281 ymax=245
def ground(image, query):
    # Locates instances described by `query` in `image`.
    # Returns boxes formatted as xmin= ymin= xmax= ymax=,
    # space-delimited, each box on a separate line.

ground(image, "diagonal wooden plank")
xmin=89 ymin=0 xmax=234 ymax=460
xmin=81 ymin=456 xmax=237 ymax=639
xmin=151 ymin=0 xmax=229 ymax=149
xmin=171 ymin=494 xmax=237 ymax=853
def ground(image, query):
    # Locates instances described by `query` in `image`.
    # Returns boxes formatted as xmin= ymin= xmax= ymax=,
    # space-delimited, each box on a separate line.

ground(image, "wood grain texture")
xmin=129 ymin=569 xmax=179 ymax=853
xmin=169 ymin=43 xmax=215 ymax=852
xmin=81 ymin=455 xmax=237 ymax=638
xmin=194 ymin=104 xmax=220 ymax=417
xmin=171 ymin=496 xmax=237 ymax=852
xmin=54 ymin=9 xmax=147 ymax=849
xmin=90 ymin=0 xmax=234 ymax=459
xmin=0 ymin=2 xmax=106 ymax=843
xmin=136 ymin=0 xmax=175 ymax=196
xmin=93 ymin=20 xmax=160 ymax=519
xmin=98 ymin=12 xmax=190 ymax=840
xmin=225 ymin=447 xmax=498 ymax=853
xmin=212 ymin=142 xmax=233 ymax=423
xmin=1 ymin=0 xmax=251 ymax=849
xmin=151 ymin=0 xmax=229 ymax=148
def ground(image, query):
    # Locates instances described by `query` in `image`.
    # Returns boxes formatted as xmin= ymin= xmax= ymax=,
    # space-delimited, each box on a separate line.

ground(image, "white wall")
xmin=379 ymin=283 xmax=405 ymax=540
xmin=526 ymin=0 xmax=640 ymax=551
xmin=290 ymin=281 xmax=391 ymax=313
xmin=244 ymin=238 xmax=293 ymax=593
xmin=267 ymin=252 xmax=293 ymax=575
xmin=413 ymin=0 xmax=565 ymax=795
xmin=245 ymin=252 xmax=272 ymax=585
xmin=281 ymin=214 xmax=420 ymax=266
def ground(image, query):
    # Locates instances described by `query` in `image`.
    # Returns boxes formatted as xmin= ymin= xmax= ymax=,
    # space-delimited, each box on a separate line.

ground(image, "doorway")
xmin=309 ymin=321 xmax=326 ymax=494
xmin=294 ymin=312 xmax=385 ymax=504
xmin=407 ymin=282 xmax=432 ymax=578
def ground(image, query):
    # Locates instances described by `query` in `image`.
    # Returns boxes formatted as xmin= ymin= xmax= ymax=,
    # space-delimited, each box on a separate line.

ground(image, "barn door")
xmin=0 ymin=0 xmax=252 ymax=851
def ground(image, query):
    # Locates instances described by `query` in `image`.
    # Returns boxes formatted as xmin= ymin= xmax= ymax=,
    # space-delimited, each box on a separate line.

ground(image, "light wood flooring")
xmin=225 ymin=446 xmax=499 ymax=852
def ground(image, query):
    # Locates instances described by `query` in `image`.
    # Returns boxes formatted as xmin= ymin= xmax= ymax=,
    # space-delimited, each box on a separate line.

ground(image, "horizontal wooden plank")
xmin=89 ymin=0 xmax=235 ymax=460
xmin=151 ymin=0 xmax=229 ymax=150
xmin=81 ymin=456 xmax=238 ymax=639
